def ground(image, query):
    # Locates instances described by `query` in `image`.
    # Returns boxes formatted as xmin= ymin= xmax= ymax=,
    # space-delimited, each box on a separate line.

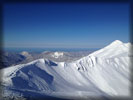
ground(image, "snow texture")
xmin=0 ymin=40 xmax=132 ymax=99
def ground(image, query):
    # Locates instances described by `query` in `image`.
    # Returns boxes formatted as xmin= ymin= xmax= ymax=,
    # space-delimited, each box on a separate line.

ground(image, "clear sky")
xmin=3 ymin=2 xmax=129 ymax=48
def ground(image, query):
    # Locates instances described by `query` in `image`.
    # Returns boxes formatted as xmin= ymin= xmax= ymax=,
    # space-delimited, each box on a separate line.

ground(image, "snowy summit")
xmin=51 ymin=52 xmax=64 ymax=58
xmin=0 ymin=40 xmax=131 ymax=99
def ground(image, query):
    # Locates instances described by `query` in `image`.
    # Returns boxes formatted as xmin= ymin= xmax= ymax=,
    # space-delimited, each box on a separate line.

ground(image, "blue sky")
xmin=3 ymin=3 xmax=129 ymax=48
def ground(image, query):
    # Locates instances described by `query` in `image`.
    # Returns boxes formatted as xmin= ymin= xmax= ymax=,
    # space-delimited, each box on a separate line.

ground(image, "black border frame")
xmin=0 ymin=0 xmax=132 ymax=100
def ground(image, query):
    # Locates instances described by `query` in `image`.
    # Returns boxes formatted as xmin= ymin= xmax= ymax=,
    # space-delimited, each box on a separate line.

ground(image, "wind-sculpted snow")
xmin=0 ymin=40 xmax=131 ymax=99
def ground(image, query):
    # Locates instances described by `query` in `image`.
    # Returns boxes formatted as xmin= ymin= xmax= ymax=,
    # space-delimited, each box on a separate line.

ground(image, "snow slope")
xmin=0 ymin=40 xmax=131 ymax=99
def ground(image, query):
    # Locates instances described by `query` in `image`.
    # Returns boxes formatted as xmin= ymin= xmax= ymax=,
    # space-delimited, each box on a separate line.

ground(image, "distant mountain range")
xmin=0 ymin=40 xmax=132 ymax=100
xmin=1 ymin=50 xmax=93 ymax=68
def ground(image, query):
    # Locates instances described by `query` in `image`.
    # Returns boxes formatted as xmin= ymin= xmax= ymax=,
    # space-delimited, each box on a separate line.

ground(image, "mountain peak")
xmin=20 ymin=51 xmax=29 ymax=56
xmin=106 ymin=40 xmax=123 ymax=48
xmin=89 ymin=40 xmax=127 ymax=58
xmin=111 ymin=40 xmax=123 ymax=45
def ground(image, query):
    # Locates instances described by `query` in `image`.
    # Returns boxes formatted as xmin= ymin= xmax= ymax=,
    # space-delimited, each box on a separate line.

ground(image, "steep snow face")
xmin=1 ymin=40 xmax=131 ymax=98
xmin=90 ymin=40 xmax=130 ymax=58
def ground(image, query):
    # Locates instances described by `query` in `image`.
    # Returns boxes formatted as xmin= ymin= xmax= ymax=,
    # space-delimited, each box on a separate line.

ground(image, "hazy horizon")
xmin=3 ymin=47 xmax=100 ymax=53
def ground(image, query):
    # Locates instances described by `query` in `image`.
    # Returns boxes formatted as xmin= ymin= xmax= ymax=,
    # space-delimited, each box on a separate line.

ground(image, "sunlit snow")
xmin=0 ymin=40 xmax=132 ymax=99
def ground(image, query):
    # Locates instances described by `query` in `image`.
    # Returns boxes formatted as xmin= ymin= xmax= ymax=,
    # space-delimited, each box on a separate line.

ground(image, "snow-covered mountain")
xmin=0 ymin=40 xmax=132 ymax=99
xmin=1 ymin=50 xmax=91 ymax=68
xmin=51 ymin=52 xmax=64 ymax=58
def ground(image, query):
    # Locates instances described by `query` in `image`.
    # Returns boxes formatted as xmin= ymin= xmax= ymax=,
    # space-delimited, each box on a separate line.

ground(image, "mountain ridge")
xmin=1 ymin=40 xmax=131 ymax=99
